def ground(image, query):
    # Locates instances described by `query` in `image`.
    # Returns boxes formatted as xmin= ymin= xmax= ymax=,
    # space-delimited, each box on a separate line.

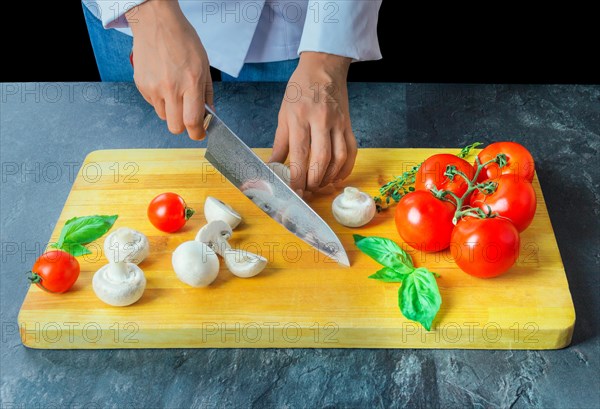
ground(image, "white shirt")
xmin=83 ymin=0 xmax=382 ymax=77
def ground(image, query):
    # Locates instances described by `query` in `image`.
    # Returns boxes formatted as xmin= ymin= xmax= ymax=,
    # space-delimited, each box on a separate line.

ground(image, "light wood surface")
xmin=18 ymin=149 xmax=575 ymax=349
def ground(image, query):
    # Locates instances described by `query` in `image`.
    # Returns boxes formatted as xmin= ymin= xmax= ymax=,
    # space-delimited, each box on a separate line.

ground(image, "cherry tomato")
xmin=476 ymin=141 xmax=535 ymax=183
xmin=395 ymin=190 xmax=456 ymax=252
xmin=470 ymin=174 xmax=537 ymax=232
xmin=28 ymin=250 xmax=80 ymax=293
xmin=148 ymin=192 xmax=195 ymax=233
xmin=451 ymin=217 xmax=520 ymax=278
xmin=415 ymin=154 xmax=475 ymax=198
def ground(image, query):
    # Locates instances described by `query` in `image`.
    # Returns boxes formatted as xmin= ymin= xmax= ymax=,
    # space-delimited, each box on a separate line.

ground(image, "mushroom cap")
xmin=172 ymin=241 xmax=219 ymax=287
xmin=104 ymin=227 xmax=149 ymax=264
xmin=223 ymin=249 xmax=268 ymax=278
xmin=204 ymin=197 xmax=242 ymax=229
xmin=92 ymin=263 xmax=146 ymax=307
xmin=195 ymin=220 xmax=232 ymax=255
xmin=240 ymin=179 xmax=274 ymax=195
xmin=332 ymin=187 xmax=376 ymax=228
xmin=266 ymin=162 xmax=291 ymax=186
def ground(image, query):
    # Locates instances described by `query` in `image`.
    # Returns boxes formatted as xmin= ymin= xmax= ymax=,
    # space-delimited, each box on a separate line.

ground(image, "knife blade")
xmin=203 ymin=107 xmax=350 ymax=267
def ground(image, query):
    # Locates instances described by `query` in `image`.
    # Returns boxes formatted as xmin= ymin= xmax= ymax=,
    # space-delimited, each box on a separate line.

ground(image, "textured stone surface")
xmin=1 ymin=82 xmax=599 ymax=409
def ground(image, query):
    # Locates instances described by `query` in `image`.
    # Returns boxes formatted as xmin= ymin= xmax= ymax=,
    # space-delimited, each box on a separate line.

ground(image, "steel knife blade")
xmin=203 ymin=107 xmax=349 ymax=267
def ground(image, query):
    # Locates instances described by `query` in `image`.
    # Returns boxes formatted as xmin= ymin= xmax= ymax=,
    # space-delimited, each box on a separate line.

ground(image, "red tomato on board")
xmin=451 ymin=217 xmax=520 ymax=278
xmin=470 ymin=174 xmax=537 ymax=232
xmin=148 ymin=192 xmax=195 ymax=233
xmin=395 ymin=190 xmax=456 ymax=252
xmin=29 ymin=250 xmax=80 ymax=293
xmin=415 ymin=154 xmax=475 ymax=198
xmin=476 ymin=142 xmax=535 ymax=183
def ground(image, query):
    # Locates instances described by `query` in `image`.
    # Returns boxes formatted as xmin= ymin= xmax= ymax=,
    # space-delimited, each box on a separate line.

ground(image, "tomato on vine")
xmin=415 ymin=154 xmax=475 ymax=198
xmin=451 ymin=217 xmax=520 ymax=278
xmin=476 ymin=142 xmax=535 ymax=183
xmin=470 ymin=174 xmax=537 ymax=232
xmin=395 ymin=190 xmax=456 ymax=252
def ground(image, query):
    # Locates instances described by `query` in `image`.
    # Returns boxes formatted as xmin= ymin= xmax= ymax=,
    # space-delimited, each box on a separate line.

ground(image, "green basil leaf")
xmin=57 ymin=242 xmax=92 ymax=257
xmin=398 ymin=267 xmax=442 ymax=331
xmin=368 ymin=267 xmax=411 ymax=283
xmin=57 ymin=215 xmax=118 ymax=246
xmin=353 ymin=235 xmax=414 ymax=269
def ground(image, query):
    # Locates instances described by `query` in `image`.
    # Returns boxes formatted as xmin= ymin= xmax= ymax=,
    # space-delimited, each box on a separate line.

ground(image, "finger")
xmin=320 ymin=128 xmax=347 ymax=187
xmin=135 ymin=82 xmax=154 ymax=106
xmin=154 ymin=98 xmax=166 ymax=121
xmin=269 ymin=123 xmax=289 ymax=163
xmin=288 ymin=122 xmax=310 ymax=196
xmin=204 ymin=75 xmax=215 ymax=110
xmin=335 ymin=129 xmax=358 ymax=182
xmin=165 ymin=95 xmax=185 ymax=135
xmin=183 ymin=90 xmax=206 ymax=140
xmin=306 ymin=127 xmax=332 ymax=191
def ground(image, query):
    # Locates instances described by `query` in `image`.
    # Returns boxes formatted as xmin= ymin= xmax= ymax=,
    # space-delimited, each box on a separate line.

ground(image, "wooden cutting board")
xmin=18 ymin=149 xmax=575 ymax=349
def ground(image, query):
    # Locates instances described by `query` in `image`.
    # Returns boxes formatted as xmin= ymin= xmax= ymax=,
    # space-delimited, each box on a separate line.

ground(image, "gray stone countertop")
xmin=1 ymin=82 xmax=599 ymax=408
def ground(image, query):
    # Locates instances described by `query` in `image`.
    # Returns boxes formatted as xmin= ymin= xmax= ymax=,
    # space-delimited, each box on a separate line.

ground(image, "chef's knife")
xmin=203 ymin=107 xmax=350 ymax=267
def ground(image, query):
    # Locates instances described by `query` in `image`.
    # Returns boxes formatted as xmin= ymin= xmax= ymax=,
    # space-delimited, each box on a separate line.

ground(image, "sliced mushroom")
xmin=196 ymin=220 xmax=268 ymax=278
xmin=332 ymin=187 xmax=376 ymax=227
xmin=223 ymin=249 xmax=267 ymax=278
xmin=204 ymin=196 xmax=242 ymax=229
xmin=172 ymin=241 xmax=219 ymax=287
xmin=103 ymin=227 xmax=149 ymax=265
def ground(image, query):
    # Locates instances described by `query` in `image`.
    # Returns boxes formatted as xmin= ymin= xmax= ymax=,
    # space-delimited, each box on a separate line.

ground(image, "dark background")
xmin=3 ymin=3 xmax=598 ymax=84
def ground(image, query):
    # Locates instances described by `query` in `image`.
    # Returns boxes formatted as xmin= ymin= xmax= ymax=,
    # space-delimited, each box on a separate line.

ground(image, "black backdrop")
xmin=4 ymin=3 xmax=598 ymax=83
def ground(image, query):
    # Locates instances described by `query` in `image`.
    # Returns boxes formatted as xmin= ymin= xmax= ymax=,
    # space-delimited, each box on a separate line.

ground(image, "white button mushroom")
xmin=93 ymin=228 xmax=148 ymax=307
xmin=103 ymin=227 xmax=149 ymax=264
xmin=332 ymin=187 xmax=376 ymax=228
xmin=204 ymin=196 xmax=242 ymax=229
xmin=196 ymin=220 xmax=268 ymax=278
xmin=172 ymin=241 xmax=220 ymax=287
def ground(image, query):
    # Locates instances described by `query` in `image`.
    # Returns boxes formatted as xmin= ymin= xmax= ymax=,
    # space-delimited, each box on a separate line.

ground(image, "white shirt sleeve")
xmin=82 ymin=0 xmax=145 ymax=29
xmin=298 ymin=0 xmax=382 ymax=61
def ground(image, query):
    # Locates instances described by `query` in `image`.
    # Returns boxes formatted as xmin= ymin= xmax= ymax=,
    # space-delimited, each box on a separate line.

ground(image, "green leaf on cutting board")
xmin=353 ymin=235 xmax=414 ymax=270
xmin=368 ymin=267 xmax=410 ymax=283
xmin=398 ymin=267 xmax=442 ymax=331
xmin=51 ymin=242 xmax=92 ymax=257
xmin=57 ymin=215 xmax=118 ymax=247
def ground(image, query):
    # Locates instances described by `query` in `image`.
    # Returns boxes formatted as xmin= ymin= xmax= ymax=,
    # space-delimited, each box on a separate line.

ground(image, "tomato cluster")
xmin=395 ymin=142 xmax=537 ymax=278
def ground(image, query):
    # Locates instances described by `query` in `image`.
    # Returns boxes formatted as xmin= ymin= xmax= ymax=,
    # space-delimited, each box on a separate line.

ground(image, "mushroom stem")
xmin=107 ymin=261 xmax=129 ymax=282
xmin=344 ymin=187 xmax=361 ymax=200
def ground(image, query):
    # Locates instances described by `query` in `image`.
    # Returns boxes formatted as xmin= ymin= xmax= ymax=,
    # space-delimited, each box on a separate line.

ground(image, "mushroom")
xmin=172 ymin=241 xmax=219 ymax=287
xmin=223 ymin=248 xmax=267 ymax=278
xmin=93 ymin=228 xmax=147 ymax=307
xmin=196 ymin=220 xmax=268 ymax=278
xmin=267 ymin=162 xmax=291 ymax=186
xmin=332 ymin=187 xmax=376 ymax=227
xmin=204 ymin=196 xmax=242 ymax=229
xmin=103 ymin=227 xmax=149 ymax=264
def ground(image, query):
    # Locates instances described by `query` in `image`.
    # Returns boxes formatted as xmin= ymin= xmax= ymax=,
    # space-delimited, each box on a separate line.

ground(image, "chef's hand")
xmin=126 ymin=0 xmax=213 ymax=140
xmin=270 ymin=52 xmax=357 ymax=196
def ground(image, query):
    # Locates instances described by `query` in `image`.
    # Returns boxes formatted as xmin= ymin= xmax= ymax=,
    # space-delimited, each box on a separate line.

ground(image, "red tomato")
xmin=476 ymin=142 xmax=535 ymax=183
xmin=395 ymin=190 xmax=456 ymax=252
xmin=470 ymin=174 xmax=537 ymax=232
xmin=415 ymin=154 xmax=475 ymax=198
xmin=148 ymin=192 xmax=195 ymax=233
xmin=451 ymin=217 xmax=520 ymax=278
xmin=29 ymin=250 xmax=80 ymax=293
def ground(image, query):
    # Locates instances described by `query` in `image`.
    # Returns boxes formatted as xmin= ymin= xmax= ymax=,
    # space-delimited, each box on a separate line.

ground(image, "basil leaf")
xmin=353 ymin=235 xmax=414 ymax=269
xmin=368 ymin=267 xmax=411 ymax=283
xmin=57 ymin=242 xmax=92 ymax=257
xmin=57 ymin=215 xmax=118 ymax=247
xmin=399 ymin=267 xmax=442 ymax=331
